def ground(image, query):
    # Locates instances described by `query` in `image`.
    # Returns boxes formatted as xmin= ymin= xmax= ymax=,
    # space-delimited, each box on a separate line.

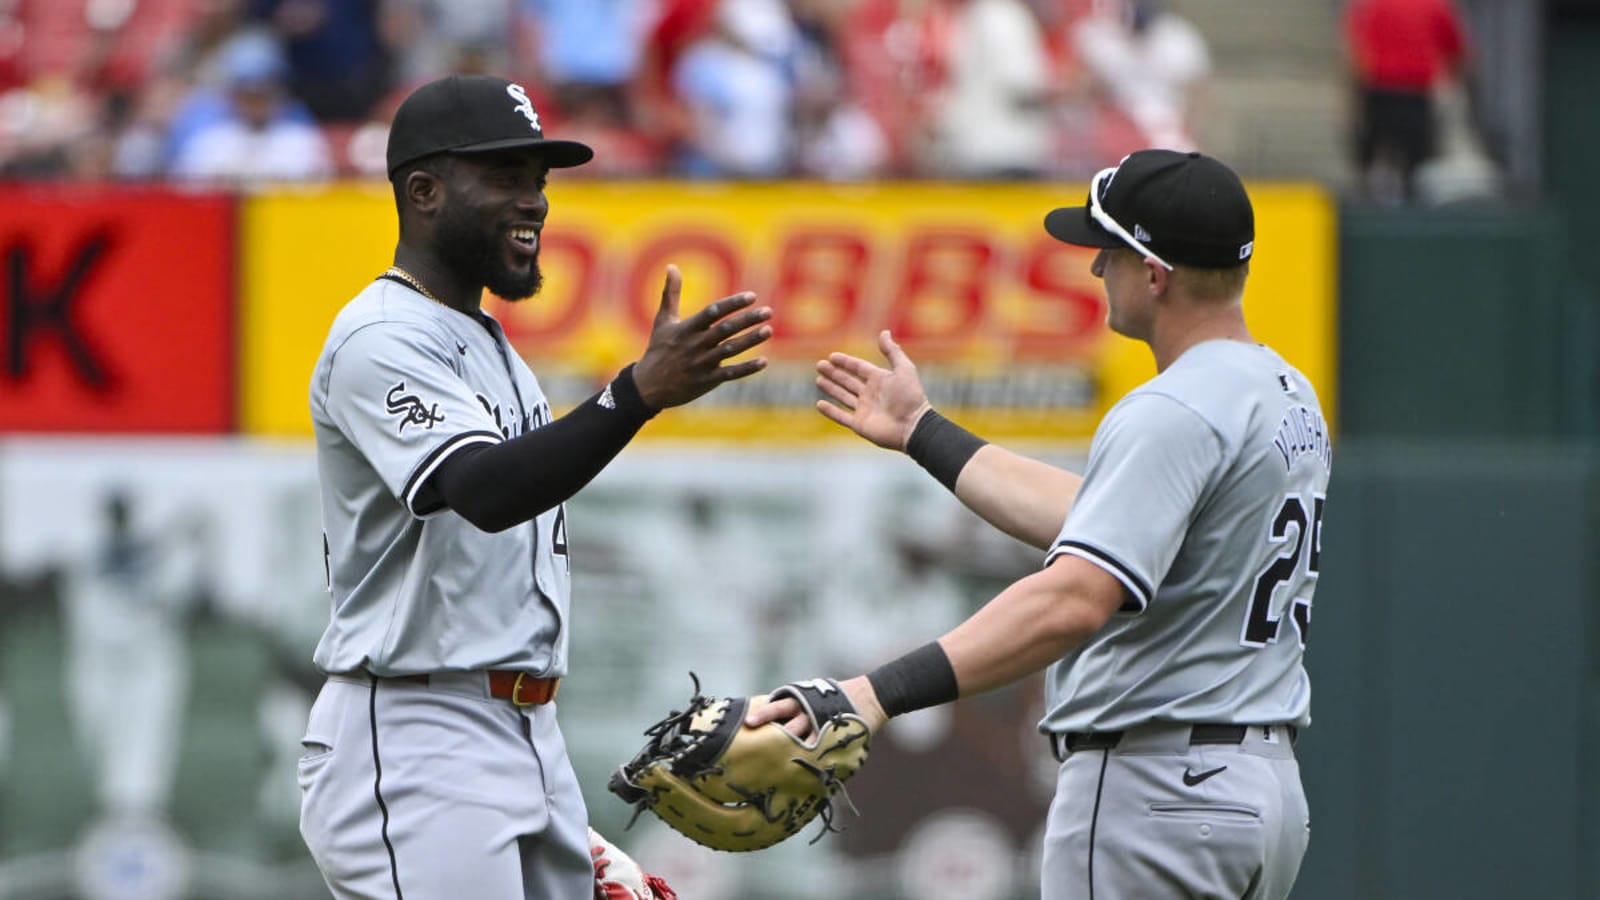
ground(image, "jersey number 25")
xmin=1241 ymin=493 xmax=1324 ymax=649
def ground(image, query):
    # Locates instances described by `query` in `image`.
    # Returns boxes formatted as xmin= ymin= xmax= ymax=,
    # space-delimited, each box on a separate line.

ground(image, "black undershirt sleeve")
xmin=419 ymin=365 xmax=657 ymax=532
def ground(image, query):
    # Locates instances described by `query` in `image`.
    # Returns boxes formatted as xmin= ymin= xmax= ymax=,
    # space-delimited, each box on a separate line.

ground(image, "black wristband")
xmin=610 ymin=364 xmax=658 ymax=419
xmin=905 ymin=409 xmax=987 ymax=491
xmin=866 ymin=641 xmax=960 ymax=718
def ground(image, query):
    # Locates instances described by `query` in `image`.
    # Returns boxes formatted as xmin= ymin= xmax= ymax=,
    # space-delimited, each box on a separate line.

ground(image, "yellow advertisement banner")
xmin=240 ymin=181 xmax=1334 ymax=443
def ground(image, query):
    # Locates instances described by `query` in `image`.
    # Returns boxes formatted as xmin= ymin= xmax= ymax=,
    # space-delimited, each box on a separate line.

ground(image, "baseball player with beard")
xmin=298 ymin=75 xmax=764 ymax=899
xmin=752 ymin=150 xmax=1327 ymax=899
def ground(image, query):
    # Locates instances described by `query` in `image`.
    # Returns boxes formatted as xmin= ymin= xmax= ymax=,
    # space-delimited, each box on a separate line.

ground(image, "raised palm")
xmin=814 ymin=330 xmax=931 ymax=451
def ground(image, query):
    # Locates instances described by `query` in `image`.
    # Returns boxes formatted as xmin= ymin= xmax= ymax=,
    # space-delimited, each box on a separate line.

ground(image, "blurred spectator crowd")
xmin=0 ymin=0 xmax=1214 ymax=184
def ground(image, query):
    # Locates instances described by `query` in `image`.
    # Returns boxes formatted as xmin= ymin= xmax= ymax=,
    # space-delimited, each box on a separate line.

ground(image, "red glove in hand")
xmin=590 ymin=828 xmax=676 ymax=900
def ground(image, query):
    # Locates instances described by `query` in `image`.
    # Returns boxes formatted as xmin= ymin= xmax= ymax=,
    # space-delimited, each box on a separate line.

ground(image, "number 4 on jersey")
xmin=1241 ymin=493 xmax=1325 ymax=648
xmin=552 ymin=505 xmax=568 ymax=568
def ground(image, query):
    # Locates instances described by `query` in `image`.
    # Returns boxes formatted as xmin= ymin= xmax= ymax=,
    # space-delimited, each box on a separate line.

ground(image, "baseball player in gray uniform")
xmin=752 ymin=149 xmax=1326 ymax=899
xmin=298 ymin=74 xmax=769 ymax=900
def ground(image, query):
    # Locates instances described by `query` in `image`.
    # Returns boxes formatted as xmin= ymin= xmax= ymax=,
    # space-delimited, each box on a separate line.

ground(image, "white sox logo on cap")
xmin=386 ymin=75 xmax=593 ymax=176
xmin=506 ymin=83 xmax=541 ymax=132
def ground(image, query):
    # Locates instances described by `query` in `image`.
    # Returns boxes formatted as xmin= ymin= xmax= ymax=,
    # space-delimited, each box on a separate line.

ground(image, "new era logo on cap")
xmin=386 ymin=75 xmax=594 ymax=179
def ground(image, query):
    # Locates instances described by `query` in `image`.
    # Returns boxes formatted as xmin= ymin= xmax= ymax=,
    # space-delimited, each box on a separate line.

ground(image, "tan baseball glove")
xmin=608 ymin=675 xmax=872 ymax=852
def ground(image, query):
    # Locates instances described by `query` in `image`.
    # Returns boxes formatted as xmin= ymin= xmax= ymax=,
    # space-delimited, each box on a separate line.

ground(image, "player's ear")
xmin=1145 ymin=258 xmax=1170 ymax=295
xmin=404 ymin=167 xmax=445 ymax=216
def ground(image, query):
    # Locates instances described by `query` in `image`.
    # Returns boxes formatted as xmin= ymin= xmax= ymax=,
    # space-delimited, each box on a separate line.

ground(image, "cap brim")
xmin=452 ymin=137 xmax=595 ymax=168
xmin=1043 ymin=206 xmax=1119 ymax=249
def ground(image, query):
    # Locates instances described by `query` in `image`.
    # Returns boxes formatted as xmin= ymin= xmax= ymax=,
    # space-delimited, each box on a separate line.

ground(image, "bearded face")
xmin=433 ymin=189 xmax=543 ymax=301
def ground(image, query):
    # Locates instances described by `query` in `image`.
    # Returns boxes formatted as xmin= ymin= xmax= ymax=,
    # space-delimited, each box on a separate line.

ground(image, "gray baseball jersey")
xmin=1036 ymin=339 xmax=1326 ymax=900
xmin=309 ymin=278 xmax=571 ymax=677
xmin=301 ymin=278 xmax=594 ymax=900
xmin=1041 ymin=339 xmax=1330 ymax=734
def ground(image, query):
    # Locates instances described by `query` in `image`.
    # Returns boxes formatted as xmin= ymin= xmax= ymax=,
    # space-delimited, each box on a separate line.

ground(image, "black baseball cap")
xmin=1044 ymin=150 xmax=1254 ymax=269
xmin=385 ymin=75 xmax=594 ymax=179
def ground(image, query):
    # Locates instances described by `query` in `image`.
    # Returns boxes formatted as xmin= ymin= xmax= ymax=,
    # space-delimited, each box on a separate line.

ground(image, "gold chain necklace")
xmin=384 ymin=266 xmax=442 ymax=303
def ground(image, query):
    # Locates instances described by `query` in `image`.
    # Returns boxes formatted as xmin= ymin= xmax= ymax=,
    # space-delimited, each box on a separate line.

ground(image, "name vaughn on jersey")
xmin=1272 ymin=404 xmax=1331 ymax=472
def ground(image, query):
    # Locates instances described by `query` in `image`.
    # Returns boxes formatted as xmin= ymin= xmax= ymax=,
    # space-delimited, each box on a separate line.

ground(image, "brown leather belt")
xmin=395 ymin=670 xmax=561 ymax=706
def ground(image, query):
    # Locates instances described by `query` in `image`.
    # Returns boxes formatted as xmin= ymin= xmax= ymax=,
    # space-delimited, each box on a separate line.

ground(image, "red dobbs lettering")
xmin=1018 ymin=236 xmax=1108 ymax=355
xmin=488 ymin=224 xmax=1106 ymax=361
xmin=886 ymin=231 xmax=994 ymax=351
xmin=624 ymin=233 xmax=742 ymax=332
xmin=770 ymin=231 xmax=869 ymax=342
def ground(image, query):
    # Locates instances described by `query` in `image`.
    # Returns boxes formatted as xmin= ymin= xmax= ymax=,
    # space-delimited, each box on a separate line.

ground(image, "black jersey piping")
xmin=368 ymin=676 xmax=405 ymax=899
xmin=1050 ymin=540 xmax=1150 ymax=612
xmin=402 ymin=430 xmax=503 ymax=515
xmin=1087 ymin=748 xmax=1111 ymax=900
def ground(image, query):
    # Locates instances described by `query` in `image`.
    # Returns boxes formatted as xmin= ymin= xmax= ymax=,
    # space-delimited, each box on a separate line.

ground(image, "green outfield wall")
xmin=1293 ymin=442 xmax=1599 ymax=900
xmin=1304 ymin=13 xmax=1600 ymax=892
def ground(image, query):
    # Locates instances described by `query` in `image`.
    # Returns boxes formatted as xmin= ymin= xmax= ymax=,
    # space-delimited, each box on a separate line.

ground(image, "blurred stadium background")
xmin=0 ymin=0 xmax=1596 ymax=898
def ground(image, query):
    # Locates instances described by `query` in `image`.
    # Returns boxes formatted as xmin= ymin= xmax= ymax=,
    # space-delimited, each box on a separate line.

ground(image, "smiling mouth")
xmin=508 ymin=227 xmax=539 ymax=255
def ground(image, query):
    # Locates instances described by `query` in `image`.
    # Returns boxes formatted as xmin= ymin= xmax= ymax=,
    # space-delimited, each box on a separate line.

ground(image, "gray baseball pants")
xmin=1041 ymin=723 xmax=1309 ymax=899
xmin=298 ymin=673 xmax=591 ymax=899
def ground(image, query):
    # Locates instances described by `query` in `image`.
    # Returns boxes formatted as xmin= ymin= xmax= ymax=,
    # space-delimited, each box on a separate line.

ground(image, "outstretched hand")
xmin=815 ymin=330 xmax=931 ymax=451
xmin=632 ymin=265 xmax=773 ymax=410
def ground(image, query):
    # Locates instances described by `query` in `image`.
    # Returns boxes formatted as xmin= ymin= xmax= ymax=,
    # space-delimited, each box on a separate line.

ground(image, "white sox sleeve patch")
xmin=322 ymin=321 xmax=503 ymax=516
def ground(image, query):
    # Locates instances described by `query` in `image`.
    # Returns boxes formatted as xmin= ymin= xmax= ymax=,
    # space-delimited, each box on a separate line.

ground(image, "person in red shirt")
xmin=1344 ymin=0 xmax=1469 ymax=203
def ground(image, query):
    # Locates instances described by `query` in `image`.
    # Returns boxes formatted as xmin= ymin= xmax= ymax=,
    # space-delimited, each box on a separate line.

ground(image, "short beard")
xmin=434 ymin=197 xmax=542 ymax=301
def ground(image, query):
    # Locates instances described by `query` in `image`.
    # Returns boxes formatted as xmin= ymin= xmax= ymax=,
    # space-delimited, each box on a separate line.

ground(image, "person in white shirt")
xmin=1073 ymin=0 xmax=1211 ymax=152
xmin=931 ymin=0 xmax=1055 ymax=178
